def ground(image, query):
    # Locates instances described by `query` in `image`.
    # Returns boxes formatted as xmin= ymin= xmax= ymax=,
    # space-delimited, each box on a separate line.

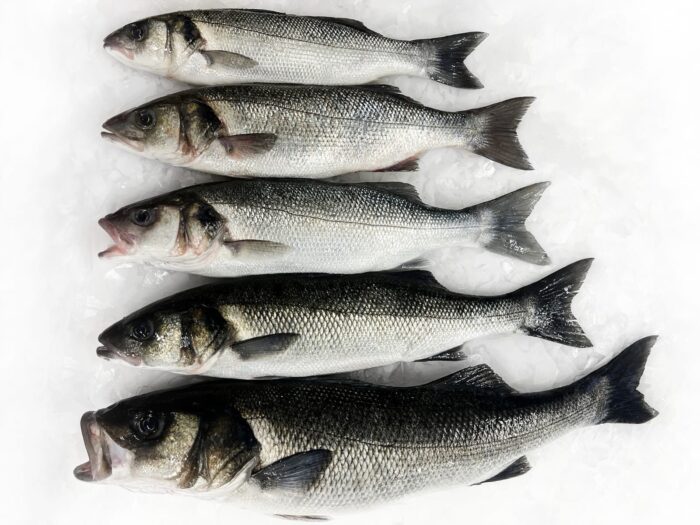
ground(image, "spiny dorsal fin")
xmin=428 ymin=365 xmax=517 ymax=395
xmin=353 ymin=181 xmax=423 ymax=204
xmin=476 ymin=456 xmax=531 ymax=485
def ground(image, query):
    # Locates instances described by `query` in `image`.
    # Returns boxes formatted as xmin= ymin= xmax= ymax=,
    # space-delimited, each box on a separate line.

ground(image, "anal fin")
xmin=476 ymin=456 xmax=531 ymax=485
xmin=417 ymin=345 xmax=466 ymax=362
xmin=374 ymin=156 xmax=420 ymax=172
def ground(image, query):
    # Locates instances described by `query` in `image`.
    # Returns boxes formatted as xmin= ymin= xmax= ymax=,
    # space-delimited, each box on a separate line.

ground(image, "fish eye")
xmin=134 ymin=109 xmax=156 ymax=130
xmin=130 ymin=318 xmax=155 ymax=341
xmin=128 ymin=23 xmax=146 ymax=42
xmin=131 ymin=410 xmax=166 ymax=440
xmin=129 ymin=207 xmax=156 ymax=227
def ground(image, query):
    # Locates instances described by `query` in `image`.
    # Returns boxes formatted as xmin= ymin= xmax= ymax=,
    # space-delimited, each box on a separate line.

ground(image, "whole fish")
xmin=98 ymin=179 xmax=551 ymax=276
xmin=101 ymin=84 xmax=534 ymax=177
xmin=75 ymin=337 xmax=657 ymax=517
xmin=97 ymin=260 xmax=592 ymax=378
xmin=103 ymin=9 xmax=487 ymax=89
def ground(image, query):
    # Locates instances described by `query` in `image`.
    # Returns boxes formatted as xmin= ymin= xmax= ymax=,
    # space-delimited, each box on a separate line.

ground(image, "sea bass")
xmin=75 ymin=337 xmax=658 ymax=517
xmin=103 ymin=9 xmax=487 ymax=89
xmin=101 ymin=84 xmax=534 ymax=177
xmin=97 ymin=179 xmax=551 ymax=276
xmin=97 ymin=260 xmax=592 ymax=378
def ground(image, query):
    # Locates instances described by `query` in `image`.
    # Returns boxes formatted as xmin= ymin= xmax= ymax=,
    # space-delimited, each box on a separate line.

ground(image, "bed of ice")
xmin=1 ymin=0 xmax=697 ymax=523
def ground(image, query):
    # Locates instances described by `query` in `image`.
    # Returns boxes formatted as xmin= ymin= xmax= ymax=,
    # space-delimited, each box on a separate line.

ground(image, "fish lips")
xmin=103 ymin=31 xmax=135 ymax=61
xmin=101 ymin=114 xmax=145 ymax=152
xmin=74 ymin=411 xmax=112 ymax=482
xmin=97 ymin=331 xmax=143 ymax=367
xmin=98 ymin=217 xmax=136 ymax=258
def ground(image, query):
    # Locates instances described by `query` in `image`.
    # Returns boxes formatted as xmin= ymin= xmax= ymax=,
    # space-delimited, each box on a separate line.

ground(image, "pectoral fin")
xmin=230 ymin=333 xmax=300 ymax=360
xmin=219 ymin=133 xmax=277 ymax=158
xmin=200 ymin=50 xmax=258 ymax=69
xmin=223 ymin=239 xmax=290 ymax=258
xmin=476 ymin=456 xmax=531 ymax=485
xmin=253 ymin=449 xmax=332 ymax=493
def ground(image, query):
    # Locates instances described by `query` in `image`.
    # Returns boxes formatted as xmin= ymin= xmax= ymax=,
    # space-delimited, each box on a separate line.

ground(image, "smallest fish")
xmin=103 ymin=9 xmax=487 ymax=88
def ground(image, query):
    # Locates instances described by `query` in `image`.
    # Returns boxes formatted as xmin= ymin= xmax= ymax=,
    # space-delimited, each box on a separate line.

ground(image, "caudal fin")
xmin=585 ymin=336 xmax=659 ymax=424
xmin=466 ymin=97 xmax=535 ymax=170
xmin=516 ymin=259 xmax=593 ymax=347
xmin=419 ymin=32 xmax=488 ymax=89
xmin=470 ymin=182 xmax=550 ymax=265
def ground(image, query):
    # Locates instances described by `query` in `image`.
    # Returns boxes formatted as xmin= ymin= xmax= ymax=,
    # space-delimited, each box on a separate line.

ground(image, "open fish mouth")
xmin=98 ymin=217 xmax=136 ymax=258
xmin=74 ymin=412 xmax=112 ymax=482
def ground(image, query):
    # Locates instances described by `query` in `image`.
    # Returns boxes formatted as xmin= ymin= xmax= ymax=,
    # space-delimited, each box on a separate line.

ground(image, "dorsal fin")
xmin=382 ymin=270 xmax=448 ymax=290
xmin=311 ymin=16 xmax=382 ymax=37
xmin=428 ymin=365 xmax=517 ymax=395
xmin=239 ymin=8 xmax=287 ymax=16
xmin=353 ymin=181 xmax=423 ymax=204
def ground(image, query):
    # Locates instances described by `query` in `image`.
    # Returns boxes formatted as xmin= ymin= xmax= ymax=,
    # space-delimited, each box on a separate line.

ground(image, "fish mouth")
xmin=97 ymin=333 xmax=143 ymax=366
xmin=103 ymin=32 xmax=135 ymax=61
xmin=101 ymin=131 xmax=144 ymax=152
xmin=98 ymin=217 xmax=136 ymax=258
xmin=74 ymin=412 xmax=112 ymax=482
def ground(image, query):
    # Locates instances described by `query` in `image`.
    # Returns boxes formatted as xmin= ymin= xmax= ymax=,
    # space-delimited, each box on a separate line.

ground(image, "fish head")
xmin=99 ymin=193 xmax=228 ymax=263
xmin=104 ymin=15 xmax=205 ymax=75
xmin=103 ymin=17 xmax=171 ymax=74
xmin=75 ymin=389 xmax=260 ymax=492
xmin=102 ymin=97 xmax=222 ymax=163
xmin=101 ymin=99 xmax=183 ymax=160
xmin=98 ymin=299 xmax=231 ymax=372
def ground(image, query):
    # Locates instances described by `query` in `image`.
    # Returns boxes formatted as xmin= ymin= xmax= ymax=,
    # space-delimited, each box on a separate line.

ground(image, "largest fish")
xmin=103 ymin=9 xmax=487 ymax=89
xmin=101 ymin=84 xmax=534 ymax=177
xmin=75 ymin=337 xmax=658 ymax=518
xmin=97 ymin=260 xmax=593 ymax=379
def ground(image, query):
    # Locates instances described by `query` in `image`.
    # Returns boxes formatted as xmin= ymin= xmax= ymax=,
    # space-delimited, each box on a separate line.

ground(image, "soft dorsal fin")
xmin=310 ymin=16 xmax=382 ymax=37
xmin=428 ymin=365 xmax=517 ymax=395
xmin=353 ymin=181 xmax=423 ymax=204
xmin=382 ymin=270 xmax=449 ymax=290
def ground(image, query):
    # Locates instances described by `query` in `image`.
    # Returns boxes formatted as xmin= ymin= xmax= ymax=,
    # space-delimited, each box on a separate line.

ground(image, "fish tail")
xmin=468 ymin=182 xmax=550 ymax=265
xmin=517 ymin=259 xmax=593 ymax=347
xmin=584 ymin=336 xmax=659 ymax=424
xmin=418 ymin=32 xmax=488 ymax=89
xmin=464 ymin=97 xmax=535 ymax=170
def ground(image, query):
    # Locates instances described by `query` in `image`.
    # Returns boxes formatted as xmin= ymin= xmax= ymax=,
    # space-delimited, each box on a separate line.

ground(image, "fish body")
xmin=101 ymin=84 xmax=534 ymax=177
xmin=75 ymin=338 xmax=658 ymax=516
xmin=97 ymin=260 xmax=592 ymax=378
xmin=98 ymin=179 xmax=551 ymax=276
xmin=103 ymin=9 xmax=486 ymax=89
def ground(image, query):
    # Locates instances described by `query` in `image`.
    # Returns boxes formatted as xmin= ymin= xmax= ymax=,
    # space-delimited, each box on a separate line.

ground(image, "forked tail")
xmin=464 ymin=97 xmax=535 ymax=170
xmin=469 ymin=182 xmax=550 ymax=265
xmin=418 ymin=32 xmax=488 ymax=89
xmin=515 ymin=259 xmax=593 ymax=347
xmin=582 ymin=336 xmax=659 ymax=424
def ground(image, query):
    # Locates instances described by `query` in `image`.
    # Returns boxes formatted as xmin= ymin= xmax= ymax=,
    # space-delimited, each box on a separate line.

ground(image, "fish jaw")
xmin=96 ymin=330 xmax=144 ymax=367
xmin=98 ymin=217 xmax=136 ymax=258
xmin=101 ymin=113 xmax=146 ymax=153
xmin=103 ymin=32 xmax=135 ymax=61
xmin=74 ymin=412 xmax=112 ymax=482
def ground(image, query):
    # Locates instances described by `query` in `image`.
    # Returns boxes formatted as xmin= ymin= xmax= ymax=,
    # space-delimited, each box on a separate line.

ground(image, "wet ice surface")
xmin=1 ymin=0 xmax=698 ymax=523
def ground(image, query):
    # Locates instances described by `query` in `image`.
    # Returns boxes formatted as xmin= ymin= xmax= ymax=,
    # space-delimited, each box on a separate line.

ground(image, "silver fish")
xmin=103 ymin=9 xmax=487 ymax=89
xmin=97 ymin=179 xmax=551 ymax=276
xmin=96 ymin=260 xmax=592 ymax=378
xmin=75 ymin=337 xmax=657 ymax=517
xmin=101 ymin=84 xmax=534 ymax=177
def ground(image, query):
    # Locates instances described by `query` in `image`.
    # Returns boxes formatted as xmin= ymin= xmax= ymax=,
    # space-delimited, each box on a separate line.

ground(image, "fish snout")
xmin=97 ymin=331 xmax=143 ymax=366
xmin=103 ymin=30 xmax=135 ymax=60
xmin=98 ymin=216 xmax=136 ymax=258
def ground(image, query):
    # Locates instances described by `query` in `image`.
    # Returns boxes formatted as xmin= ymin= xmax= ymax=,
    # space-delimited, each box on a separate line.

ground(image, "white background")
xmin=1 ymin=0 xmax=698 ymax=523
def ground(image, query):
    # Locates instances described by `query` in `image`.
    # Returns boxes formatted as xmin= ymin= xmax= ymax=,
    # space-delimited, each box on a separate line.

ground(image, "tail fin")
xmin=466 ymin=97 xmax=535 ymax=170
xmin=470 ymin=182 xmax=550 ymax=265
xmin=418 ymin=32 xmax=488 ymax=89
xmin=516 ymin=259 xmax=593 ymax=347
xmin=585 ymin=336 xmax=659 ymax=424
